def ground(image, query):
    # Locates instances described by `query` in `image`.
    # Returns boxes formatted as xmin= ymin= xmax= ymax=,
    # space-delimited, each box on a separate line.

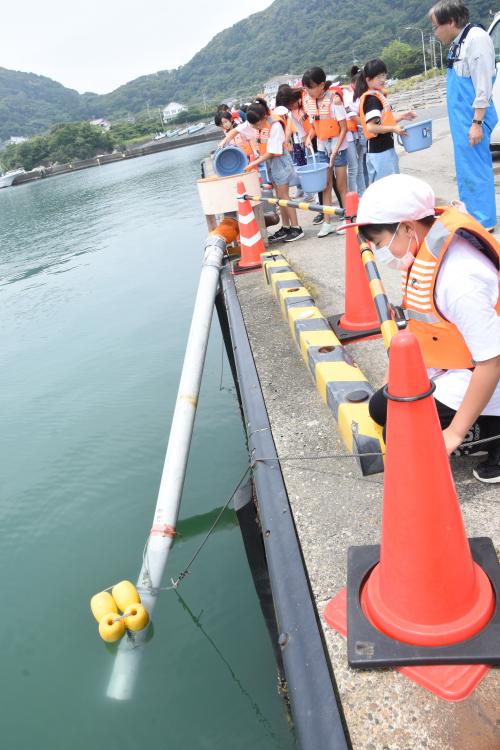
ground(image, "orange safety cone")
xmin=324 ymin=330 xmax=499 ymax=701
xmin=233 ymin=181 xmax=265 ymax=273
xmin=328 ymin=193 xmax=380 ymax=342
xmin=329 ymin=191 xmax=380 ymax=342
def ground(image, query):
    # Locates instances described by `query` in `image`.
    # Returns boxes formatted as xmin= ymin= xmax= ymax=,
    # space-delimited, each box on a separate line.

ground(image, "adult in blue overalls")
xmin=430 ymin=0 xmax=498 ymax=230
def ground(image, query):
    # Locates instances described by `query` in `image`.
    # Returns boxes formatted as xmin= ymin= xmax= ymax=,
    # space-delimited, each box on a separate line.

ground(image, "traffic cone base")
xmin=362 ymin=560 xmax=495 ymax=647
xmin=323 ymin=537 xmax=499 ymax=701
xmin=324 ymin=587 xmax=491 ymax=702
xmin=233 ymin=180 xmax=265 ymax=273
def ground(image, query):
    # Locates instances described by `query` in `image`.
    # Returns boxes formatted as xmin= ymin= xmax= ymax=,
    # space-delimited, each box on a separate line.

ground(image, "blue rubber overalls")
xmin=447 ymin=25 xmax=498 ymax=228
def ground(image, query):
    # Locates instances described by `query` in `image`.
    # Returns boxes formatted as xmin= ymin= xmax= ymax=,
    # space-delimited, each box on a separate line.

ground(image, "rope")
xmin=219 ymin=336 xmax=235 ymax=394
xmin=253 ymin=431 xmax=500 ymax=463
xmin=147 ymin=465 xmax=252 ymax=591
xmin=100 ymin=434 xmax=500 ymax=596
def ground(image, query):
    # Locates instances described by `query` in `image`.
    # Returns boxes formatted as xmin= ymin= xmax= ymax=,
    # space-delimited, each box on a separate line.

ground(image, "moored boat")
xmin=0 ymin=168 xmax=26 ymax=188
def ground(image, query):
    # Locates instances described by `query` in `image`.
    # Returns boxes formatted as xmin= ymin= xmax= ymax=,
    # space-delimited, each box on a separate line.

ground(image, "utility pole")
xmin=406 ymin=26 xmax=427 ymax=76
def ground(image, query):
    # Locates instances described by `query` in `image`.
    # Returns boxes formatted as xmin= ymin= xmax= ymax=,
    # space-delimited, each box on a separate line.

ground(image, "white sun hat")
xmin=337 ymin=174 xmax=436 ymax=231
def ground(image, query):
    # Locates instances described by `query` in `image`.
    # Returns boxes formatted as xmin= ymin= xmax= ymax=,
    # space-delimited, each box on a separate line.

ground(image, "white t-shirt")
xmin=317 ymin=99 xmax=348 ymax=153
xmin=428 ymin=235 xmax=500 ymax=415
xmin=236 ymin=118 xmax=285 ymax=154
xmin=341 ymin=87 xmax=358 ymax=143
xmin=266 ymin=120 xmax=286 ymax=155
xmin=236 ymin=121 xmax=259 ymax=140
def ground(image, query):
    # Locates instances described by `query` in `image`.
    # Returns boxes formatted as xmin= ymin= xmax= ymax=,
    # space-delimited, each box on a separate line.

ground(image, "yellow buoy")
xmin=98 ymin=613 xmax=126 ymax=643
xmin=90 ymin=591 xmax=118 ymax=623
xmin=123 ymin=603 xmax=150 ymax=632
xmin=112 ymin=580 xmax=141 ymax=612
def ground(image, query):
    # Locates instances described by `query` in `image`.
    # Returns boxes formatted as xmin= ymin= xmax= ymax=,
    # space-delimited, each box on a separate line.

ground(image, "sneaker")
xmin=472 ymin=459 xmax=500 ymax=483
xmin=317 ymin=221 xmax=334 ymax=238
xmin=283 ymin=226 xmax=304 ymax=242
xmin=268 ymin=226 xmax=290 ymax=243
xmin=303 ymin=193 xmax=316 ymax=203
xmin=312 ymin=212 xmax=324 ymax=225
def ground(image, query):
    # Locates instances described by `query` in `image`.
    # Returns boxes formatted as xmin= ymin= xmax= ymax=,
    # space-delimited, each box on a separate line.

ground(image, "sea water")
xmin=0 ymin=143 xmax=295 ymax=749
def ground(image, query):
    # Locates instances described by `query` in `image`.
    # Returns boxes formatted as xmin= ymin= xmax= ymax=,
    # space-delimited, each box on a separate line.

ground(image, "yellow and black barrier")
xmin=261 ymin=250 xmax=384 ymax=476
xmin=357 ymin=235 xmax=399 ymax=353
xmin=244 ymin=194 xmax=345 ymax=218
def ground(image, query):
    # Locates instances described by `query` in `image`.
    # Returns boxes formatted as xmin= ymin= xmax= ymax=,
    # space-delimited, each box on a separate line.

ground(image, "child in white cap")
xmin=353 ymin=173 xmax=500 ymax=483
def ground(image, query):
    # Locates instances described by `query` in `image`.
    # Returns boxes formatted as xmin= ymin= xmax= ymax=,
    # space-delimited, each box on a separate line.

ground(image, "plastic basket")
xmin=397 ymin=120 xmax=432 ymax=153
xmin=296 ymin=149 xmax=329 ymax=192
xmin=213 ymin=146 xmax=248 ymax=177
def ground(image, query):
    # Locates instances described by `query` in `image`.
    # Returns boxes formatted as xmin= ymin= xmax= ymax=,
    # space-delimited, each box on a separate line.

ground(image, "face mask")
xmin=375 ymin=224 xmax=416 ymax=270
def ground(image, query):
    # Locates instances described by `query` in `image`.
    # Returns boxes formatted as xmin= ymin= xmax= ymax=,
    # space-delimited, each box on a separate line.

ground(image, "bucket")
xmin=296 ymin=150 xmax=329 ymax=193
xmin=258 ymin=162 xmax=271 ymax=185
xmin=213 ymin=146 xmax=248 ymax=177
xmin=397 ymin=119 xmax=432 ymax=153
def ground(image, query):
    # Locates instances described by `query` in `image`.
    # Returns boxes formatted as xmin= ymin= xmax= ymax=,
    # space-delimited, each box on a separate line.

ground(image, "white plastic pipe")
xmin=107 ymin=233 xmax=227 ymax=700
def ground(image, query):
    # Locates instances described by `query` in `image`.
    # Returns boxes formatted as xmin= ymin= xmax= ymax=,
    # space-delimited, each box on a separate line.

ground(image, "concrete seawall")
xmin=11 ymin=130 xmax=220 ymax=186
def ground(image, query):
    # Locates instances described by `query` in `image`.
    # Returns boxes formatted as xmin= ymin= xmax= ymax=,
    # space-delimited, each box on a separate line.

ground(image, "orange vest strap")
xmin=404 ymin=208 xmax=500 ymax=369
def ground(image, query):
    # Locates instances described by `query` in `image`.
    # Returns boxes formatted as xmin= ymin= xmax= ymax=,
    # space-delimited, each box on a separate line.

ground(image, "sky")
xmin=1 ymin=0 xmax=273 ymax=94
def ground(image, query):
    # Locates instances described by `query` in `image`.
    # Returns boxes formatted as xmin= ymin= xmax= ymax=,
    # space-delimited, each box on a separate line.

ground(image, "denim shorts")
xmin=268 ymin=150 xmax=297 ymax=186
xmin=317 ymin=139 xmax=348 ymax=167
xmin=366 ymin=148 xmax=399 ymax=183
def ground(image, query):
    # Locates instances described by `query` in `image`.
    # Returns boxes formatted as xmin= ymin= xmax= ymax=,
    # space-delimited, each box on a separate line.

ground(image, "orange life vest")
xmin=256 ymin=114 xmax=286 ymax=155
xmin=294 ymin=107 xmax=311 ymax=136
xmin=342 ymin=86 xmax=359 ymax=133
xmin=402 ymin=207 xmax=500 ymax=370
xmin=302 ymin=88 xmax=341 ymax=141
xmin=359 ymin=90 xmax=396 ymax=140
xmin=234 ymin=131 xmax=255 ymax=158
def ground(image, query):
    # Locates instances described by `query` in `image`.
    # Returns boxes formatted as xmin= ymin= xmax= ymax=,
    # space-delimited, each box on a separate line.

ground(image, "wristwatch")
xmin=472 ymin=119 xmax=484 ymax=126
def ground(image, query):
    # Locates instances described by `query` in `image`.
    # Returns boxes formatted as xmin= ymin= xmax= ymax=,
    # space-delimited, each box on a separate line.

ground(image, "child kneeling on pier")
xmin=353 ymin=174 xmax=500 ymax=483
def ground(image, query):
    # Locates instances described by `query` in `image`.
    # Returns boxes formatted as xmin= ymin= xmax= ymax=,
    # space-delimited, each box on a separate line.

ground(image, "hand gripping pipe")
xmin=107 ymin=219 xmax=238 ymax=701
xmin=243 ymin=193 xmax=345 ymax=217
xmin=357 ymin=233 xmax=399 ymax=352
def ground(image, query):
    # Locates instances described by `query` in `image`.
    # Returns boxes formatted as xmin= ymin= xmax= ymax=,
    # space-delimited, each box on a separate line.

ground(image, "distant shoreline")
xmin=9 ymin=130 xmax=220 ymax=188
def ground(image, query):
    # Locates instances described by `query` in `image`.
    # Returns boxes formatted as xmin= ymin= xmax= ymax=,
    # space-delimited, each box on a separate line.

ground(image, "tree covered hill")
xmin=0 ymin=0 xmax=495 ymax=138
xmin=0 ymin=68 xmax=89 ymax=141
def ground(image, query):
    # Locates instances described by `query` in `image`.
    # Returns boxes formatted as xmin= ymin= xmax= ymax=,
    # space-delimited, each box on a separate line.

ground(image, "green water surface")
xmin=0 ymin=144 xmax=296 ymax=750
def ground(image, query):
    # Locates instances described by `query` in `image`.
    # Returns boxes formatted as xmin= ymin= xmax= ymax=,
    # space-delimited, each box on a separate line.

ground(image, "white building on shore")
xmin=262 ymin=72 xmax=341 ymax=105
xmin=262 ymin=75 xmax=302 ymax=104
xmin=162 ymin=102 xmax=188 ymax=122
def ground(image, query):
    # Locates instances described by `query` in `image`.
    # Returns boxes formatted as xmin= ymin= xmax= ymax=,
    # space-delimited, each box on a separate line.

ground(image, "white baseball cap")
xmin=337 ymin=174 xmax=435 ymax=231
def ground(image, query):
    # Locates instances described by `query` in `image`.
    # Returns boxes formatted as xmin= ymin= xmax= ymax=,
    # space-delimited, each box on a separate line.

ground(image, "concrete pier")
xmin=232 ymin=114 xmax=500 ymax=749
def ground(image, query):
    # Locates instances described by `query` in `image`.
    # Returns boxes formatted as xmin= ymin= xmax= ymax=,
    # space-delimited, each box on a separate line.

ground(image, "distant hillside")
xmin=0 ymin=0 xmax=494 ymax=137
xmin=89 ymin=0 xmax=493 ymax=117
xmin=0 ymin=68 xmax=89 ymax=140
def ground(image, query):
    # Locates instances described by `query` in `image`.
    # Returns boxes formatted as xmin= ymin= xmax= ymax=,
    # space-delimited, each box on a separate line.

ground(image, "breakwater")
xmin=11 ymin=130 xmax=220 ymax=186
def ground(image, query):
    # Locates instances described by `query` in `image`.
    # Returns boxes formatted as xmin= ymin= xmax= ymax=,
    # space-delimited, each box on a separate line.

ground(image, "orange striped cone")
xmin=233 ymin=181 xmax=265 ymax=273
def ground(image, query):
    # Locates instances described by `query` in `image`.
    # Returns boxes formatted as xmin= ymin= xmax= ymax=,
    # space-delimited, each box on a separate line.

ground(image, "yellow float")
xmin=90 ymin=591 xmax=118 ymax=622
xmin=98 ymin=613 xmax=126 ymax=643
xmin=112 ymin=580 xmax=141 ymax=612
xmin=123 ymin=603 xmax=150 ymax=632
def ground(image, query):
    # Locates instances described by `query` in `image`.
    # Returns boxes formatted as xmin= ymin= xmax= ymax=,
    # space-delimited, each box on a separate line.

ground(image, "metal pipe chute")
xmin=106 ymin=218 xmax=238 ymax=701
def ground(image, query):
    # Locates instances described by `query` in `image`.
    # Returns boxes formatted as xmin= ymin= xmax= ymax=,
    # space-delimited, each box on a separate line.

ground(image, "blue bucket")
xmin=213 ymin=145 xmax=248 ymax=177
xmin=296 ymin=155 xmax=329 ymax=193
xmin=397 ymin=119 xmax=432 ymax=153
xmin=258 ymin=162 xmax=271 ymax=185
